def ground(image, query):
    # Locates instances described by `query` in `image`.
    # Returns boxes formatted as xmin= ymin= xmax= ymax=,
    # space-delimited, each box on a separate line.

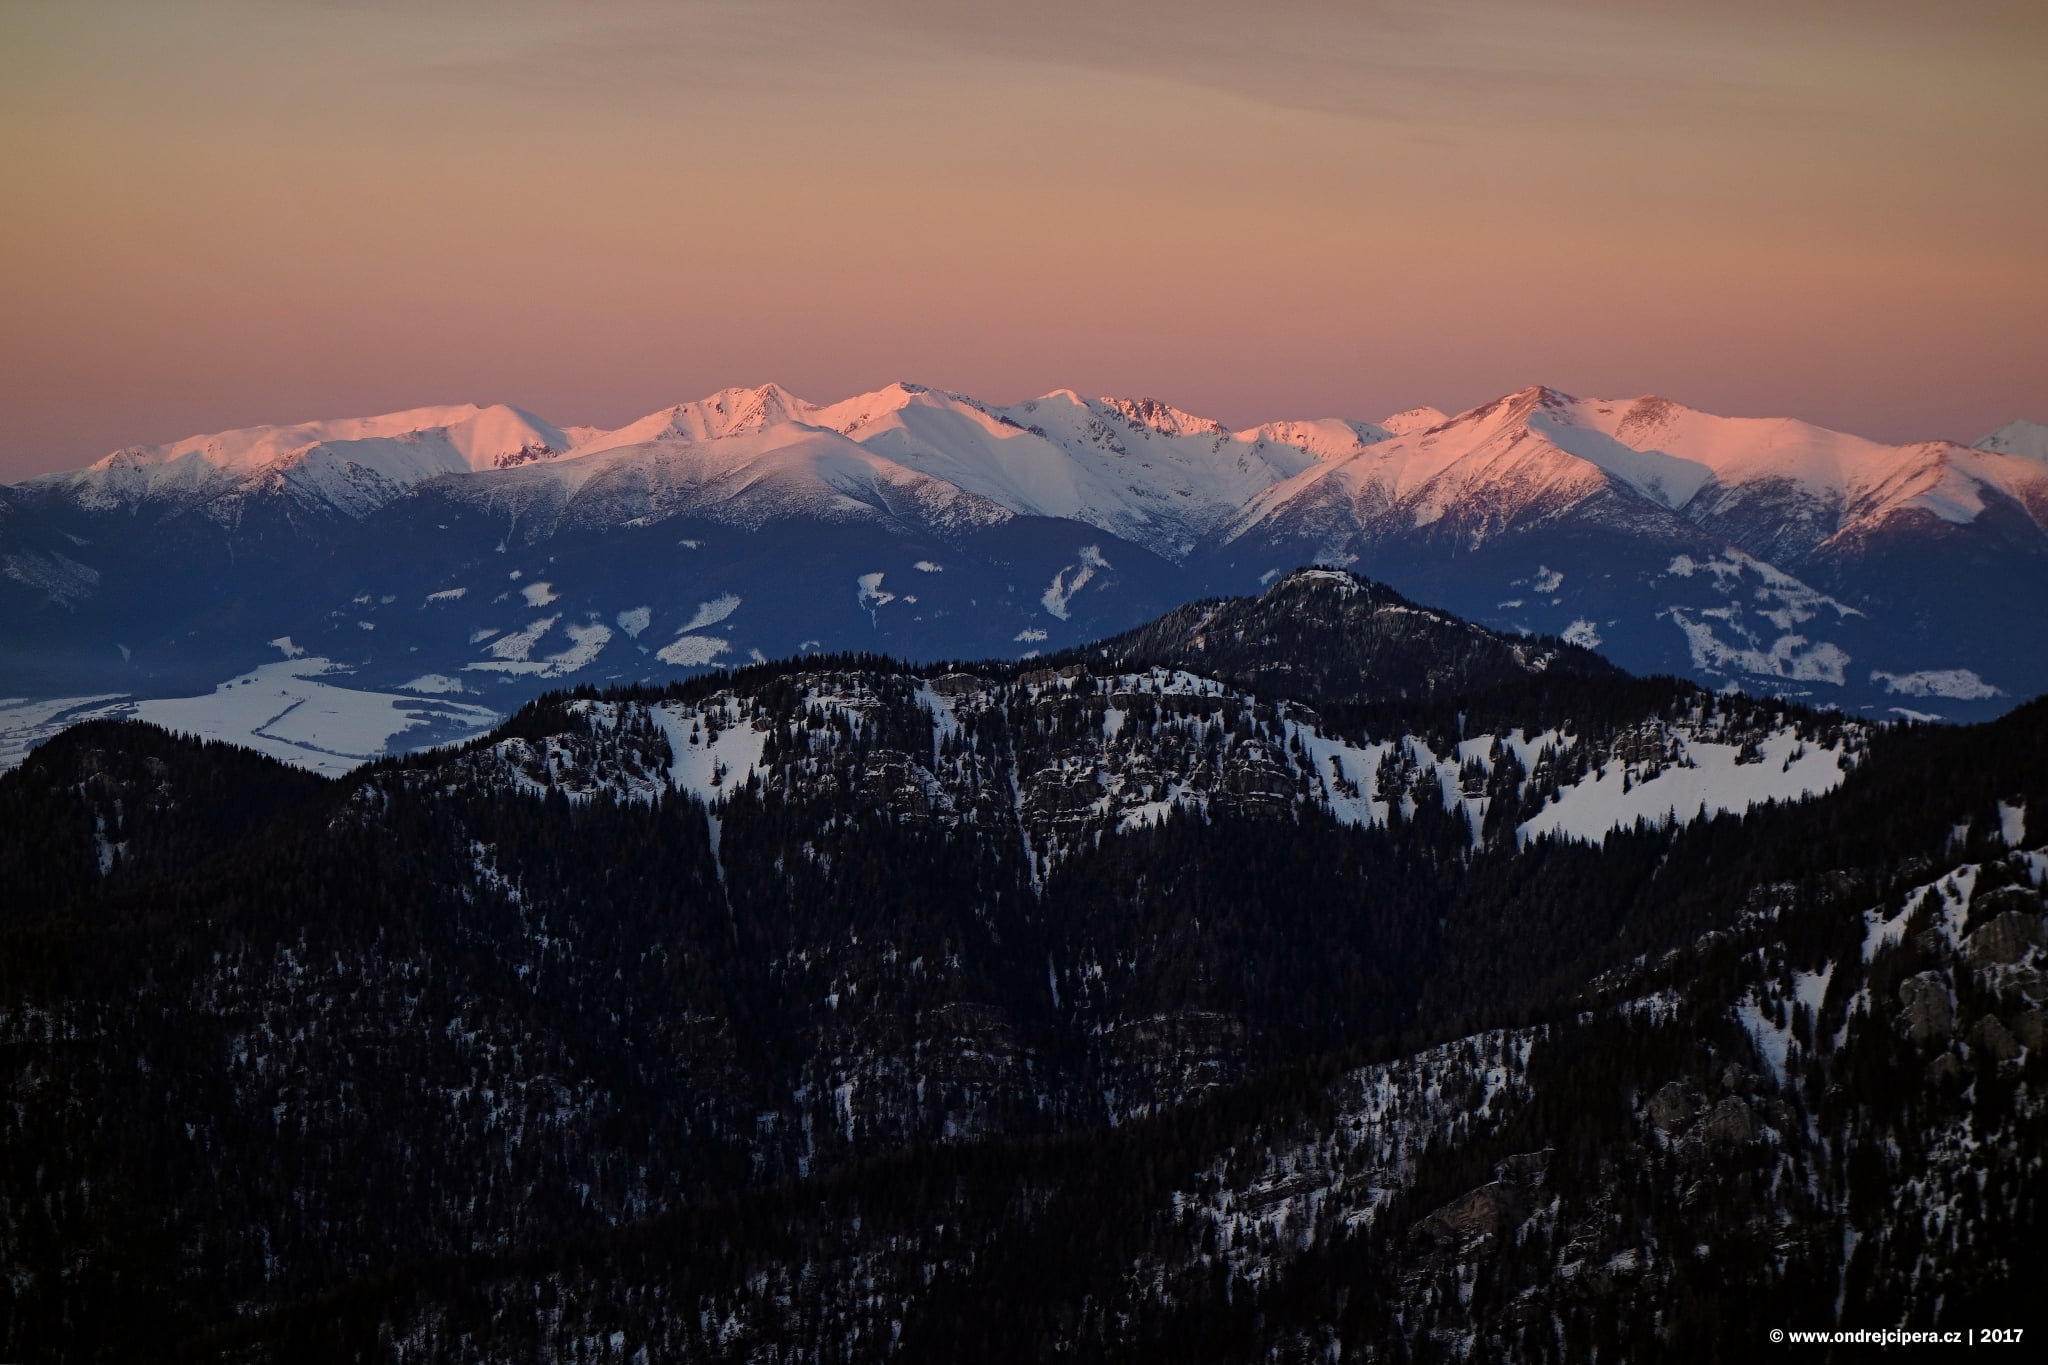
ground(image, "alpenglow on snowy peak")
xmin=26 ymin=404 xmax=583 ymax=521
xmin=2 ymin=380 xmax=2045 ymax=743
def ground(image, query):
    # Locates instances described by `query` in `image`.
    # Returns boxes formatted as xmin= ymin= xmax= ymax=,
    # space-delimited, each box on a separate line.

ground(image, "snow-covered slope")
xmin=1976 ymin=418 xmax=2048 ymax=463
xmin=539 ymin=382 xmax=1386 ymax=561
xmin=566 ymin=383 xmax=815 ymax=453
xmin=1378 ymin=406 xmax=1449 ymax=437
xmin=1215 ymin=387 xmax=2048 ymax=714
xmin=1230 ymin=385 xmax=2048 ymax=562
xmin=25 ymin=403 xmax=574 ymax=521
xmin=1227 ymin=385 xmax=1662 ymax=553
xmin=1558 ymin=392 xmax=2048 ymax=562
xmin=437 ymin=418 xmax=1016 ymax=539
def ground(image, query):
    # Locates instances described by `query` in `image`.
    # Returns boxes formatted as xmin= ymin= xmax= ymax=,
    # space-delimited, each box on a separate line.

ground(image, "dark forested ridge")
xmin=1068 ymin=567 xmax=1618 ymax=706
xmin=0 ymin=569 xmax=2042 ymax=1361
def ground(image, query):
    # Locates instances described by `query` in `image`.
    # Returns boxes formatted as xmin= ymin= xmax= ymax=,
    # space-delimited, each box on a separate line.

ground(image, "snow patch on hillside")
xmin=547 ymin=621 xmax=611 ymax=673
xmin=656 ymin=635 xmax=731 ymax=667
xmin=1669 ymin=551 xmax=1860 ymax=630
xmin=653 ymin=698 xmax=770 ymax=806
xmin=681 ymin=594 xmax=741 ymax=633
xmin=1282 ymin=719 xmax=1392 ymax=830
xmin=1043 ymin=546 xmax=1110 ymax=620
xmin=1871 ymin=668 xmax=2002 ymax=701
xmin=1518 ymin=727 xmax=1848 ymax=845
xmin=483 ymin=616 xmax=558 ymax=662
xmin=401 ymin=675 xmax=467 ymax=695
xmin=856 ymin=572 xmax=893 ymax=610
xmin=1998 ymin=801 xmax=2027 ymax=847
xmin=467 ymin=615 xmax=610 ymax=678
xmin=1668 ymin=611 xmax=1851 ymax=686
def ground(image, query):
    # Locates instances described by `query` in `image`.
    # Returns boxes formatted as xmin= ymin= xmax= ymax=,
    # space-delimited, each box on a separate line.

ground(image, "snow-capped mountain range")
xmin=24 ymin=382 xmax=1392 ymax=558
xmin=3 ymin=380 xmax=2042 ymax=756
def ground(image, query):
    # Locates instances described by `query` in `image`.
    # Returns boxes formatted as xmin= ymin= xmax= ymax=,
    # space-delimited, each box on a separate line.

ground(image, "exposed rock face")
xmin=1704 ymin=1096 xmax=1756 ymax=1146
xmin=1647 ymin=1081 xmax=1693 ymax=1133
xmin=1899 ymin=972 xmax=1955 ymax=1043
xmin=1968 ymin=1014 xmax=2022 ymax=1062
xmin=2012 ymin=1008 xmax=2047 ymax=1051
xmin=1964 ymin=908 xmax=2046 ymax=966
xmin=1412 ymin=1153 xmax=1548 ymax=1252
xmin=1413 ymin=1183 xmax=1517 ymax=1248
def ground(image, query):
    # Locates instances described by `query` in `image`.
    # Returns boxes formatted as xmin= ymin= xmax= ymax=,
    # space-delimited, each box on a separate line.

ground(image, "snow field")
xmin=124 ymin=657 xmax=498 ymax=777
xmin=1517 ymin=725 xmax=1849 ymax=845
xmin=0 ymin=695 xmax=133 ymax=770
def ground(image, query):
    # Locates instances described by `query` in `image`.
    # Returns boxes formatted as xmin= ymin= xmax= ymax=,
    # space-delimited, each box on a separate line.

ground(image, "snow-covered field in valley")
xmin=63 ymin=659 xmax=504 ymax=777
xmin=0 ymin=694 xmax=133 ymax=770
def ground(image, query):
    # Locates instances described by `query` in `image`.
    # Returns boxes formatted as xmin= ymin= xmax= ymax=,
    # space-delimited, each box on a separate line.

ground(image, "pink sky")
xmin=2 ymin=0 xmax=2043 ymax=478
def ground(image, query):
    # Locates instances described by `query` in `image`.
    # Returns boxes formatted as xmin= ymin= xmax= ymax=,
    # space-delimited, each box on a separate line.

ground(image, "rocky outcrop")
xmin=1646 ymin=1080 xmax=1693 ymax=1133
xmin=1704 ymin=1096 xmax=1756 ymax=1146
xmin=1899 ymin=972 xmax=1956 ymax=1043
xmin=1968 ymin=1013 xmax=2022 ymax=1062
xmin=1963 ymin=907 xmax=2046 ymax=966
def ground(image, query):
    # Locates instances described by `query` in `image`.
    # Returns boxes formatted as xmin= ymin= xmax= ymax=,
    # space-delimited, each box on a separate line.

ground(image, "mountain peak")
xmin=1441 ymin=385 xmax=1575 ymax=432
xmin=1268 ymin=565 xmax=1383 ymax=597
xmin=1379 ymin=406 xmax=1448 ymax=436
xmin=1503 ymin=384 xmax=1580 ymax=415
xmin=1976 ymin=418 xmax=2048 ymax=462
xmin=581 ymin=383 xmax=820 ymax=453
xmin=1097 ymin=396 xmax=1228 ymax=438
xmin=702 ymin=382 xmax=810 ymax=426
xmin=32 ymin=403 xmax=575 ymax=516
xmin=1090 ymin=564 xmax=1615 ymax=705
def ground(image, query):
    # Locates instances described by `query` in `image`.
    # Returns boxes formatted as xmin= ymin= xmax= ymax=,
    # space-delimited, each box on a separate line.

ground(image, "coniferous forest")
xmin=1 ymin=571 xmax=2042 ymax=1361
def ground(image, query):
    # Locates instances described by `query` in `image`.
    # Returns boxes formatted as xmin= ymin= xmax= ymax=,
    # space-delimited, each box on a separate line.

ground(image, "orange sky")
xmin=2 ymin=0 xmax=2043 ymax=477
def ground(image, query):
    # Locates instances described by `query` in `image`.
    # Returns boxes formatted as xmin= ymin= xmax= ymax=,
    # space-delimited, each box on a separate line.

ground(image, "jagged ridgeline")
xmin=0 ymin=569 xmax=2042 ymax=1361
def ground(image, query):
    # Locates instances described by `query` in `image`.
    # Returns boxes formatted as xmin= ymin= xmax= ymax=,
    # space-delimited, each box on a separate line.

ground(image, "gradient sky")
xmin=2 ymin=0 xmax=2043 ymax=478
